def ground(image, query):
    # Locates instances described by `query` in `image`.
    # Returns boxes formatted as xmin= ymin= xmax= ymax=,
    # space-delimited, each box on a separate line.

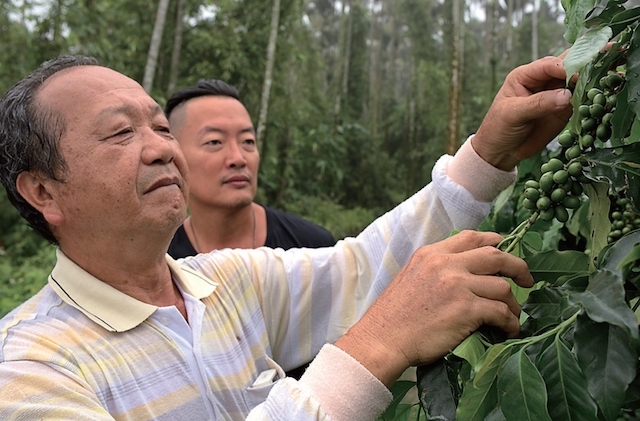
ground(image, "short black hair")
xmin=0 ymin=54 xmax=101 ymax=244
xmin=165 ymin=79 xmax=240 ymax=118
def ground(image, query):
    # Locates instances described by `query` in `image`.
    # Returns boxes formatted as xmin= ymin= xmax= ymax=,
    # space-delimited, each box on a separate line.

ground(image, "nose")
xmin=226 ymin=141 xmax=247 ymax=169
xmin=142 ymin=130 xmax=177 ymax=166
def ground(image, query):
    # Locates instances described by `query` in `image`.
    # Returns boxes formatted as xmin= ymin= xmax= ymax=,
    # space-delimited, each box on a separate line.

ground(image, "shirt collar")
xmin=48 ymin=248 xmax=218 ymax=332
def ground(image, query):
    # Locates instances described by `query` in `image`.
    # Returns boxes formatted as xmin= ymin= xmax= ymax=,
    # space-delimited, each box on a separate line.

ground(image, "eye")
xmin=114 ymin=127 xmax=133 ymax=137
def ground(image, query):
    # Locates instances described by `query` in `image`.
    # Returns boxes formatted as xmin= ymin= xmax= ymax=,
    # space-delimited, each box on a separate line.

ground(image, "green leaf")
xmin=563 ymin=26 xmax=613 ymax=84
xmin=585 ymin=2 xmax=625 ymax=28
xmin=537 ymin=337 xmax=599 ymax=421
xmin=496 ymin=349 xmax=552 ymax=421
xmin=524 ymin=250 xmax=590 ymax=284
xmin=562 ymin=0 xmax=597 ymax=43
xmin=417 ymin=361 xmax=456 ymax=421
xmin=626 ymin=25 xmax=640 ymax=120
xmin=609 ymin=6 xmax=640 ymax=37
xmin=456 ymin=345 xmax=512 ymax=421
xmin=381 ymin=380 xmax=418 ymax=421
xmin=452 ymin=331 xmax=487 ymax=369
xmin=583 ymin=182 xmax=613 ymax=264
xmin=569 ymin=269 xmax=639 ymax=339
xmin=574 ymin=314 xmax=638 ymax=421
xmin=598 ymin=231 xmax=640 ymax=274
xmin=521 ymin=287 xmax=577 ymax=335
xmin=610 ymin=84 xmax=634 ymax=146
xmin=584 ymin=144 xmax=640 ymax=209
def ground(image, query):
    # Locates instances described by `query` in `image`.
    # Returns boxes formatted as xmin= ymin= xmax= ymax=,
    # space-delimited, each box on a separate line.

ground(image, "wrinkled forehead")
xmin=37 ymin=65 xmax=152 ymax=118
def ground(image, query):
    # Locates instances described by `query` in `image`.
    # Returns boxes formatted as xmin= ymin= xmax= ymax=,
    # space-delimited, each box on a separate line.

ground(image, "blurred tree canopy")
xmin=0 ymin=0 xmax=568 ymax=316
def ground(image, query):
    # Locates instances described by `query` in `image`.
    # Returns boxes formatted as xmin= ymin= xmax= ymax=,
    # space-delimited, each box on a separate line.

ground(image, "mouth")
xmin=146 ymin=175 xmax=181 ymax=193
xmin=223 ymin=174 xmax=251 ymax=187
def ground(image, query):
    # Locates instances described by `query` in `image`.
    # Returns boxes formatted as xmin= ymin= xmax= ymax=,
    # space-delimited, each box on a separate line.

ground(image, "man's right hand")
xmin=335 ymin=230 xmax=534 ymax=388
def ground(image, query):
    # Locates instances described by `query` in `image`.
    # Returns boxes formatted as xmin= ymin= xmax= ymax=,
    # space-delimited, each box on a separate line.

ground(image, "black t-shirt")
xmin=167 ymin=206 xmax=336 ymax=259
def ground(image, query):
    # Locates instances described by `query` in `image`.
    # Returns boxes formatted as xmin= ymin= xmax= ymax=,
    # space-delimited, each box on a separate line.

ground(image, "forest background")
xmin=0 ymin=0 xmax=570 ymax=316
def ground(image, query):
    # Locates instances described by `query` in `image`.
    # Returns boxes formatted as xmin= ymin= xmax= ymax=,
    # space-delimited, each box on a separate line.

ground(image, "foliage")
xmin=408 ymin=1 xmax=640 ymax=419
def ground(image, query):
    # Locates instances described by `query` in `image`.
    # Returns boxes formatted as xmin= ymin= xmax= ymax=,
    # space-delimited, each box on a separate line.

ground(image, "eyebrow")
xmin=197 ymin=126 xmax=256 ymax=136
xmin=97 ymin=104 xmax=165 ymax=119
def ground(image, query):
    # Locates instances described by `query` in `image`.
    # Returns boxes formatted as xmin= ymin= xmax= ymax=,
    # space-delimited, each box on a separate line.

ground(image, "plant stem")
xmin=499 ymin=212 xmax=540 ymax=254
xmin=506 ymin=309 xmax=580 ymax=350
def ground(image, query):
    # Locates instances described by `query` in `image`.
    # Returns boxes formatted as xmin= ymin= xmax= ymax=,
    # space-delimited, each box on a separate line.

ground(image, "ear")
xmin=16 ymin=172 xmax=65 ymax=227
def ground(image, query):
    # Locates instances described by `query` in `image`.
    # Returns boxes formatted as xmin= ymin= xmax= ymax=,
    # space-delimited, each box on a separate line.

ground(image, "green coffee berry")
xmin=558 ymin=132 xmax=576 ymax=147
xmin=566 ymin=144 xmax=582 ymax=160
xmin=587 ymin=88 xmax=603 ymax=100
xmin=563 ymin=196 xmax=581 ymax=209
xmin=537 ymin=196 xmax=552 ymax=211
xmin=524 ymin=180 xmax=540 ymax=189
xmin=547 ymin=158 xmax=564 ymax=172
xmin=603 ymin=113 xmax=614 ymax=125
xmin=606 ymin=73 xmax=624 ymax=89
xmin=540 ymin=208 xmax=555 ymax=222
xmin=555 ymin=206 xmax=569 ymax=223
xmin=553 ymin=170 xmax=569 ymax=184
xmin=539 ymin=172 xmax=555 ymax=193
xmin=525 ymin=188 xmax=540 ymax=202
xmin=596 ymin=123 xmax=611 ymax=140
xmin=581 ymin=134 xmax=594 ymax=148
xmin=568 ymin=162 xmax=583 ymax=177
xmin=593 ymin=93 xmax=607 ymax=106
xmin=551 ymin=188 xmax=567 ymax=203
xmin=589 ymin=103 xmax=606 ymax=118
xmin=581 ymin=117 xmax=598 ymax=132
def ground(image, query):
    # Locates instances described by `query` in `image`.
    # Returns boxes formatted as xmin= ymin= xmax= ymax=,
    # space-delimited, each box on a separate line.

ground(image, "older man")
xmin=0 ymin=54 xmax=572 ymax=420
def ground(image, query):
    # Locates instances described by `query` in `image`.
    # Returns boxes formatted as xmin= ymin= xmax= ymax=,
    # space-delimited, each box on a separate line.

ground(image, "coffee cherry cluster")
xmin=521 ymin=157 xmax=585 ymax=222
xmin=557 ymin=72 xmax=625 ymax=155
xmin=608 ymin=196 xmax=640 ymax=243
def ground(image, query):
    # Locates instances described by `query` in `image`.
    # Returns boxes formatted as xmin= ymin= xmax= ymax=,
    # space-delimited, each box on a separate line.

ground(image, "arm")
xmin=0 ymin=360 xmax=114 ymax=421
xmin=223 ymin=54 xmax=571 ymax=421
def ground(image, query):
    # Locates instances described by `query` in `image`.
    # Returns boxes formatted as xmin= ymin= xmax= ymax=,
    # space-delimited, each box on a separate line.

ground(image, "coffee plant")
xmin=378 ymin=1 xmax=640 ymax=420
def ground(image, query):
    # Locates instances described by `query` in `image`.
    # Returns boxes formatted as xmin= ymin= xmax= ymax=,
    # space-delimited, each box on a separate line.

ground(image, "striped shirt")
xmin=0 ymin=143 xmax=515 ymax=421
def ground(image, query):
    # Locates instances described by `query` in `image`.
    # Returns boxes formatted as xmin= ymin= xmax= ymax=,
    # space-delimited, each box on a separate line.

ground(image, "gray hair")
xmin=0 ymin=54 xmax=100 ymax=244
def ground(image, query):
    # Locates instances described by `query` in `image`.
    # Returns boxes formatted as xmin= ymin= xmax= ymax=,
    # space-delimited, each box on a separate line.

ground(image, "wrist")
xmin=334 ymin=322 xmax=410 ymax=388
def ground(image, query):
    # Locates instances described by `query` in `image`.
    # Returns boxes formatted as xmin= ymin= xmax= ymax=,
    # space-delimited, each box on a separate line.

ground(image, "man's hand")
xmin=335 ymin=230 xmax=534 ymax=388
xmin=473 ymin=54 xmax=573 ymax=171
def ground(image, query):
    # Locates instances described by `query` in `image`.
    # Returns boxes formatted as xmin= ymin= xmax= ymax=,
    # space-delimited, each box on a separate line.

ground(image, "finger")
xmin=456 ymin=245 xmax=534 ymax=288
xmin=505 ymin=88 xmax=572 ymax=126
xmin=474 ymin=297 xmax=522 ymax=338
xmin=511 ymin=55 xmax=568 ymax=90
xmin=469 ymin=274 xmax=522 ymax=317
xmin=432 ymin=230 xmax=504 ymax=254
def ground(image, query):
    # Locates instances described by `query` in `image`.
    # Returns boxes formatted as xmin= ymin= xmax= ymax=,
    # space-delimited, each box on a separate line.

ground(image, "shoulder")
xmin=263 ymin=207 xmax=336 ymax=249
xmin=168 ymin=224 xmax=197 ymax=259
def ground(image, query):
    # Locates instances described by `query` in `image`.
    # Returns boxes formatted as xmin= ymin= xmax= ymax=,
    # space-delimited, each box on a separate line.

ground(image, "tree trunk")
xmin=446 ymin=0 xmax=463 ymax=156
xmin=506 ymin=0 xmax=514 ymax=69
xmin=333 ymin=0 xmax=353 ymax=125
xmin=256 ymin=0 xmax=282 ymax=150
xmin=531 ymin=0 xmax=539 ymax=60
xmin=167 ymin=0 xmax=186 ymax=95
xmin=143 ymin=0 xmax=171 ymax=93
xmin=369 ymin=0 xmax=382 ymax=138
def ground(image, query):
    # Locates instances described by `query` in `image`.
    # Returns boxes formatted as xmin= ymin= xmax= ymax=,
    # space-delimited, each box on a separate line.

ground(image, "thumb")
xmin=513 ymin=88 xmax=572 ymax=123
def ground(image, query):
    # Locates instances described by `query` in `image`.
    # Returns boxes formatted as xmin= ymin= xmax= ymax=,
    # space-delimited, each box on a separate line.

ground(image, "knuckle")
xmin=495 ymin=277 xmax=513 ymax=296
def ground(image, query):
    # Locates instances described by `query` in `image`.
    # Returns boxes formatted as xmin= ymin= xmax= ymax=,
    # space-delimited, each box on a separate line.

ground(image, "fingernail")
xmin=556 ymin=89 xmax=572 ymax=107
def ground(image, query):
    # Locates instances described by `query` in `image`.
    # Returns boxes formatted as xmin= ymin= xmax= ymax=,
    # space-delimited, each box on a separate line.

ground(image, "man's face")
xmin=36 ymin=66 xmax=189 ymax=246
xmin=170 ymin=96 xmax=259 ymax=211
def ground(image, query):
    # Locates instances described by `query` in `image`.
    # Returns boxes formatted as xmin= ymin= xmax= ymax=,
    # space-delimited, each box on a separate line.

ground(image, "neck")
xmin=58 ymin=240 xmax=186 ymax=318
xmin=188 ymin=203 xmax=261 ymax=252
